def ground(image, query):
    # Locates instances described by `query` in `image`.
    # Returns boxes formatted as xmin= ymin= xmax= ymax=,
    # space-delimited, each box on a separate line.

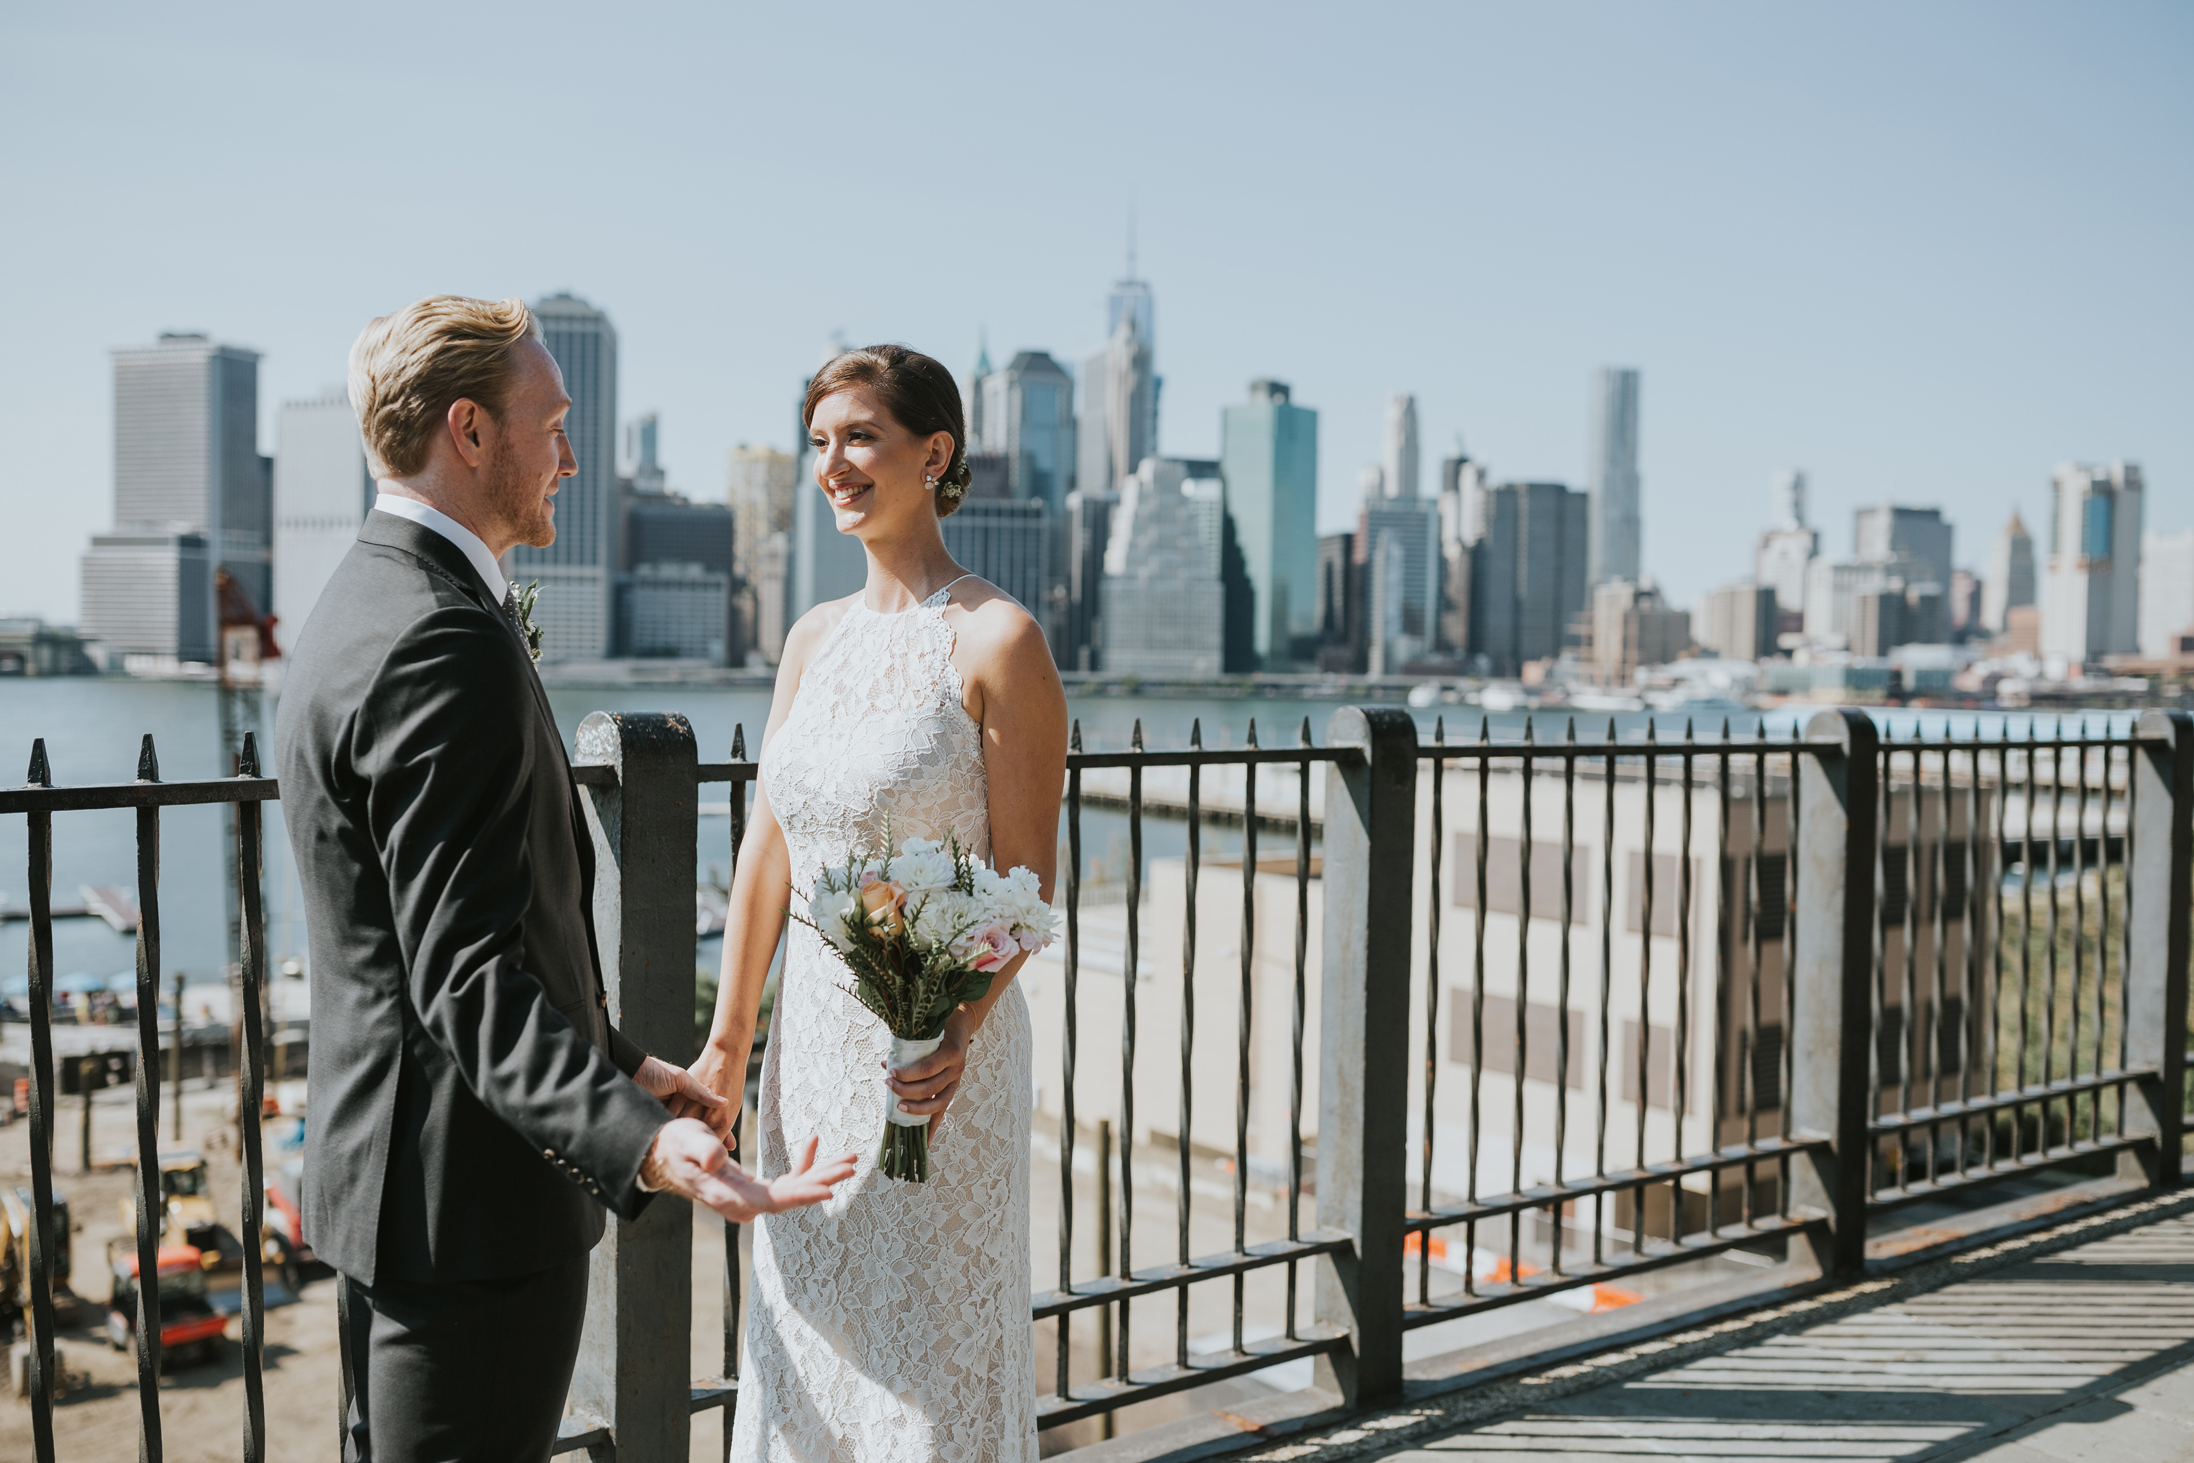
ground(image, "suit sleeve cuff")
xmin=607 ymin=1024 xmax=647 ymax=1078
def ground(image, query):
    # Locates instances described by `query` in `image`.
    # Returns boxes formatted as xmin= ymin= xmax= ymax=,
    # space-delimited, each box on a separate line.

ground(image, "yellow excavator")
xmin=113 ymin=1151 xmax=296 ymax=1311
xmin=0 ymin=1185 xmax=76 ymax=1330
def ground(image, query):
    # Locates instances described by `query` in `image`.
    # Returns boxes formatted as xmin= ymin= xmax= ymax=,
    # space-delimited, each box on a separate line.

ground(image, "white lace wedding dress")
xmin=731 ymin=582 xmax=1037 ymax=1462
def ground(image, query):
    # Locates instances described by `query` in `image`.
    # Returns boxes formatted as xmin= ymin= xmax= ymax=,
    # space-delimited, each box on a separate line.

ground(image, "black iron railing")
xmin=4 ymin=706 xmax=2190 ymax=1463
xmin=0 ymin=733 xmax=277 ymax=1463
xmin=1403 ymin=719 xmax=1827 ymax=1328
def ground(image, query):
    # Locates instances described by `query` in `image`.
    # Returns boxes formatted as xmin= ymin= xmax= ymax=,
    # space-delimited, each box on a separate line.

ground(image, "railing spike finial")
xmin=1131 ymin=718 xmax=1144 ymax=753
xmin=1299 ymin=714 xmax=1311 ymax=748
xmin=1070 ymin=718 xmax=1083 ymax=752
xmin=137 ymin=733 xmax=160 ymax=782
xmin=1683 ymin=717 xmax=1695 ymax=745
xmin=1606 ymin=717 xmax=1617 ymax=745
xmin=1566 ymin=716 xmax=1577 ymax=745
xmin=1190 ymin=717 xmax=1202 ymax=750
xmin=26 ymin=737 xmax=50 ymax=787
xmin=238 ymin=731 xmax=260 ymax=777
xmin=1478 ymin=715 xmax=1490 ymax=745
xmin=1720 ymin=717 xmax=1731 ymax=746
xmin=1434 ymin=714 xmax=1445 ymax=746
xmin=1523 ymin=717 xmax=1535 ymax=746
xmin=1246 ymin=718 xmax=1258 ymax=749
xmin=731 ymin=723 xmax=746 ymax=760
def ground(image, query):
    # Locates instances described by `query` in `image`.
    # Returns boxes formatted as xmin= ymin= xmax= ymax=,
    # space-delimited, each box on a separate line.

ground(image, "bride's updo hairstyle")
xmin=802 ymin=345 xmax=975 ymax=518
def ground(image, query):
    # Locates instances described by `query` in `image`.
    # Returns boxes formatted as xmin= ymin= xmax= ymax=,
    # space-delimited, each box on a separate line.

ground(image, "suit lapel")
xmin=359 ymin=512 xmax=613 ymax=1005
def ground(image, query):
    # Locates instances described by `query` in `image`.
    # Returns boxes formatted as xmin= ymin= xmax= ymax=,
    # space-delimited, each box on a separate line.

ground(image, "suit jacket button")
xmin=544 ymin=1148 xmax=556 ymax=1160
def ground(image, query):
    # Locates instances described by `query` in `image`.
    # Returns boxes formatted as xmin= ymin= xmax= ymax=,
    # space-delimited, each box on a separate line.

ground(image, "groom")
xmin=276 ymin=295 xmax=853 ymax=1462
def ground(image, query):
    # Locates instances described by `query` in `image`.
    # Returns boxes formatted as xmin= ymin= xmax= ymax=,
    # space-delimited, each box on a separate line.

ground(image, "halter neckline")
xmin=856 ymin=573 xmax=977 ymax=616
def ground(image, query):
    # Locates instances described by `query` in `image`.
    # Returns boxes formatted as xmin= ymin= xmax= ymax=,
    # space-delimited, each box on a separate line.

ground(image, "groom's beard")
xmin=487 ymin=448 xmax=558 ymax=549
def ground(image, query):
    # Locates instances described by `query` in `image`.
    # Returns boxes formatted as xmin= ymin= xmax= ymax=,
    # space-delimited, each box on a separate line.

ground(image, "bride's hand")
xmin=633 ymin=1055 xmax=728 ymax=1126
xmin=684 ymin=1044 xmax=742 ymax=1152
xmin=885 ymin=1010 xmax=972 ymax=1143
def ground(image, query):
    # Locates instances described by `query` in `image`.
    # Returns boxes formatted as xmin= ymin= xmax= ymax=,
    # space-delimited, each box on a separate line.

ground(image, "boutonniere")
xmin=515 ymin=580 xmax=545 ymax=663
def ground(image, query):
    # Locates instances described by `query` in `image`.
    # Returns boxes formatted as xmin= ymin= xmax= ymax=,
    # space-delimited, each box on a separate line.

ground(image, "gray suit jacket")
xmin=275 ymin=511 xmax=668 ymax=1284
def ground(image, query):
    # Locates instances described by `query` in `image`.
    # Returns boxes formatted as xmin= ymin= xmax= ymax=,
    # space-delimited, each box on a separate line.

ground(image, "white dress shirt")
xmin=373 ymin=493 xmax=510 ymax=604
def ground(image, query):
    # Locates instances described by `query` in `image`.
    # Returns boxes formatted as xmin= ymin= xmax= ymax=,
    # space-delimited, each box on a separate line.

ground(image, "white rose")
xmin=895 ymin=847 xmax=959 ymax=897
xmin=906 ymin=890 xmax=972 ymax=955
xmin=808 ymin=886 xmax=862 ymax=953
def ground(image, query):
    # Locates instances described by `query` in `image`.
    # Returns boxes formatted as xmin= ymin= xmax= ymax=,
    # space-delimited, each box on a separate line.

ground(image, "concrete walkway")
xmin=1370 ymin=1209 xmax=2194 ymax=1463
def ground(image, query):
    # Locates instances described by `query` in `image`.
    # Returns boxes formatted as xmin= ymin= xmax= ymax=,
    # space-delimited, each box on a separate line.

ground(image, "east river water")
xmin=0 ymin=674 xmax=2122 ymax=994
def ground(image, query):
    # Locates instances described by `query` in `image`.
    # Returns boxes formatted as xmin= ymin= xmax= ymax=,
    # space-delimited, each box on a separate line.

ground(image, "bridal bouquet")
xmin=795 ymin=834 xmax=1057 ymax=1183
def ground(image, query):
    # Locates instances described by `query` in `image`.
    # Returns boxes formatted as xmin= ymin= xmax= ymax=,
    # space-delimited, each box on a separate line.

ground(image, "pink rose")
xmin=971 ymin=922 xmax=1018 ymax=972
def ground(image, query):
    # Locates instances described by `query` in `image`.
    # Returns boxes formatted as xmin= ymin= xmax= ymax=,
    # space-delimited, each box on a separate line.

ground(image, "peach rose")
xmin=860 ymin=879 xmax=907 ymax=935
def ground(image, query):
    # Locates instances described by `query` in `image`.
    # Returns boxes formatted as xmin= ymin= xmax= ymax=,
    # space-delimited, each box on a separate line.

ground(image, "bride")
xmin=692 ymin=344 xmax=1068 ymax=1461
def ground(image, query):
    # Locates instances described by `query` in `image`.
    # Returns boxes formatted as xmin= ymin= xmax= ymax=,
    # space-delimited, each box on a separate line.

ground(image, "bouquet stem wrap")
xmin=880 ymin=1034 xmax=945 ymax=1183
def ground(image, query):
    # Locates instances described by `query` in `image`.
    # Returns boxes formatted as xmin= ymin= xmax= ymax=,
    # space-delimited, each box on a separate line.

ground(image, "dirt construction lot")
xmin=0 ymin=1074 xmax=780 ymax=1463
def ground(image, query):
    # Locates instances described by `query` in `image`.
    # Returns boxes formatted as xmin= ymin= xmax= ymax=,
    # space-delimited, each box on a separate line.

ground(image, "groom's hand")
xmin=633 ymin=1056 xmax=728 ymax=1126
xmin=641 ymin=1122 xmax=856 ymax=1224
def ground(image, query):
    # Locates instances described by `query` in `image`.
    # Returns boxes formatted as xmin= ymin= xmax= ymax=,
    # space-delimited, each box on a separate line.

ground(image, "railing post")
xmin=572 ymin=711 xmax=699 ymax=1462
xmin=2124 ymin=711 xmax=2192 ymax=1188
xmin=1314 ymin=706 xmax=1417 ymax=1406
xmin=1788 ymin=709 xmax=1879 ymax=1278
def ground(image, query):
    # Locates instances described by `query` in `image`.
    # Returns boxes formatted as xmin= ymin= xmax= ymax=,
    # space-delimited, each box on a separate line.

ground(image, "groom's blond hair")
xmin=348 ymin=295 xmax=542 ymax=478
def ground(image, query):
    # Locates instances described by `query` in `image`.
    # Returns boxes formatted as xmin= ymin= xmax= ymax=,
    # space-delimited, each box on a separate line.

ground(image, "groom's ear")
xmin=445 ymin=397 xmax=491 ymax=469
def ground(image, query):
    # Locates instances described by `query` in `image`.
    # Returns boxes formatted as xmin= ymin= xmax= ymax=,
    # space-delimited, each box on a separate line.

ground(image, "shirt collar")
xmin=372 ymin=492 xmax=510 ymax=604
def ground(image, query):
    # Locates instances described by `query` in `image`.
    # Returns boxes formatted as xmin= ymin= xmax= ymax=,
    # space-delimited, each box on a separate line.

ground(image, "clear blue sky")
xmin=2 ymin=1 xmax=2186 ymax=623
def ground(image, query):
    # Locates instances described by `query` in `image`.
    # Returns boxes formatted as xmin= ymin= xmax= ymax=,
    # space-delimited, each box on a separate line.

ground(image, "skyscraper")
xmin=510 ymin=293 xmax=619 ymax=661
xmin=975 ymin=351 xmax=1076 ymax=511
xmin=1357 ymin=496 xmax=1440 ymax=675
xmin=1470 ymin=481 xmax=1589 ymax=676
xmin=1773 ymin=467 xmax=1806 ymax=528
xmin=2140 ymin=530 xmax=2194 ymax=658
xmin=81 ymin=333 xmax=269 ymax=663
xmin=1315 ymin=531 xmax=1365 ymax=672
xmin=1979 ymin=512 xmax=2036 ymax=634
xmin=1108 ymin=274 xmax=1154 ymax=353
xmin=1078 ymin=313 xmax=1156 ymax=497
xmin=1077 ymin=267 xmax=1157 ymax=499
xmin=1590 ymin=580 xmax=1690 ymax=684
xmin=1754 ymin=469 xmax=1818 ymax=619
xmin=1382 ymin=394 xmax=1419 ymax=500
xmin=967 ymin=336 xmax=992 ymax=443
xmin=2043 ymin=461 xmax=2144 ymax=662
xmin=728 ymin=443 xmax=798 ymax=661
xmin=1439 ymin=454 xmax=1486 ymax=546
xmin=272 ymin=390 xmax=372 ymax=646
xmin=1219 ymin=379 xmax=1320 ymax=667
xmin=1854 ymin=503 xmax=1953 ymax=592
xmin=1436 ymin=455 xmax=1485 ymax=652
xmin=1699 ymin=582 xmax=1778 ymax=661
xmin=1584 ymin=368 xmax=1641 ymax=586
xmin=1802 ymin=556 xmax=1930 ymax=648
xmin=1099 ymin=457 xmax=1225 ymax=678
xmin=624 ymin=412 xmax=665 ymax=493
xmin=1059 ymin=489 xmax=1117 ymax=673
xmin=943 ymin=500 xmax=1049 ymax=620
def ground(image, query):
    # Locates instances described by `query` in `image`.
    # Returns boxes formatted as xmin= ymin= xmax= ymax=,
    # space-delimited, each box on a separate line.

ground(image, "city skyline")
xmin=2 ymin=5 xmax=2187 ymax=627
